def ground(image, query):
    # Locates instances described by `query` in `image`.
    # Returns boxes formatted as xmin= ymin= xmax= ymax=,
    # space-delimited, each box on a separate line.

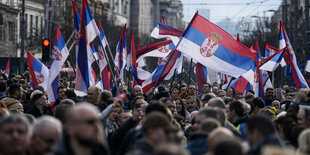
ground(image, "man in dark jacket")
xmin=1 ymin=83 xmax=23 ymax=113
xmin=246 ymin=116 xmax=285 ymax=155
xmin=128 ymin=112 xmax=178 ymax=155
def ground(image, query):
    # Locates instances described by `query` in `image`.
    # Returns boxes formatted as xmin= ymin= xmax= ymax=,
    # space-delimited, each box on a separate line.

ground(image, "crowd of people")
xmin=0 ymin=70 xmax=309 ymax=155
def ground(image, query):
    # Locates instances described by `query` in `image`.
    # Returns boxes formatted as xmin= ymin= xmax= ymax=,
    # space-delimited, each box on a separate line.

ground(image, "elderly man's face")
xmin=133 ymin=86 xmax=143 ymax=96
xmin=0 ymin=123 xmax=30 ymax=154
xmin=69 ymin=107 xmax=103 ymax=146
xmin=87 ymin=87 xmax=99 ymax=104
xmin=31 ymin=126 xmax=61 ymax=154
xmin=271 ymin=100 xmax=280 ymax=109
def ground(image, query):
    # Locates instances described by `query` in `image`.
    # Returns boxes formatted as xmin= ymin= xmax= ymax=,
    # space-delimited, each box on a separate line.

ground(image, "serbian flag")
xmin=98 ymin=40 xmax=111 ymax=90
xmin=47 ymin=25 xmax=69 ymax=102
xmin=254 ymin=40 xmax=263 ymax=61
xmin=4 ymin=58 xmax=10 ymax=77
xmin=306 ymin=53 xmax=310 ymax=73
xmin=26 ymin=50 xmax=49 ymax=90
xmin=196 ymin=63 xmax=210 ymax=93
xmin=136 ymin=40 xmax=172 ymax=62
xmin=176 ymin=12 xmax=256 ymax=82
xmin=146 ymin=24 xmax=183 ymax=60
xmin=97 ymin=21 xmax=108 ymax=49
xmin=253 ymin=66 xmax=265 ymax=100
xmin=264 ymin=44 xmax=278 ymax=58
xmin=114 ymin=24 xmax=127 ymax=81
xmin=128 ymin=29 xmax=142 ymax=85
xmin=142 ymin=49 xmax=181 ymax=93
xmin=260 ymin=48 xmax=284 ymax=72
xmin=151 ymin=23 xmax=184 ymax=39
xmin=279 ymin=21 xmax=308 ymax=88
xmin=218 ymin=72 xmax=228 ymax=85
xmin=75 ymin=0 xmax=99 ymax=93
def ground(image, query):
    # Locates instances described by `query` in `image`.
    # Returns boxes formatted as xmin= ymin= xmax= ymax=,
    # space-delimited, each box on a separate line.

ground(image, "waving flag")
xmin=136 ymin=40 xmax=172 ymax=62
xmin=264 ymin=44 xmax=278 ymax=58
xmin=90 ymin=41 xmax=99 ymax=60
xmin=97 ymin=21 xmax=108 ymax=49
xmin=98 ymin=40 xmax=111 ymax=90
xmin=164 ymin=52 xmax=183 ymax=80
xmin=128 ymin=29 xmax=141 ymax=85
xmin=75 ymin=0 xmax=99 ymax=93
xmin=4 ymin=58 xmax=10 ymax=77
xmin=176 ymin=12 xmax=256 ymax=81
xmin=279 ymin=21 xmax=308 ymax=88
xmin=306 ymin=53 xmax=310 ymax=73
xmin=114 ymin=24 xmax=127 ymax=81
xmin=260 ymin=49 xmax=284 ymax=72
xmin=254 ymin=40 xmax=263 ymax=61
xmin=197 ymin=63 xmax=210 ymax=93
xmin=47 ymin=25 xmax=69 ymax=102
xmin=26 ymin=50 xmax=49 ymax=90
xmin=151 ymin=23 xmax=184 ymax=39
xmin=253 ymin=67 xmax=265 ymax=100
xmin=142 ymin=49 xmax=181 ymax=93
xmin=218 ymin=72 xmax=228 ymax=85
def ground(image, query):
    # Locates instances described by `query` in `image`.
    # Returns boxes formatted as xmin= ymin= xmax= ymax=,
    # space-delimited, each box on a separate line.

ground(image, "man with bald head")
xmin=87 ymin=86 xmax=102 ymax=110
xmin=29 ymin=116 xmax=62 ymax=155
xmin=52 ymin=103 xmax=108 ymax=155
xmin=129 ymin=85 xmax=147 ymax=106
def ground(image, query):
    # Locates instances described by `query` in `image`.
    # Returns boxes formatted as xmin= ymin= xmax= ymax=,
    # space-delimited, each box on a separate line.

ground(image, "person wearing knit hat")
xmin=25 ymin=90 xmax=51 ymax=118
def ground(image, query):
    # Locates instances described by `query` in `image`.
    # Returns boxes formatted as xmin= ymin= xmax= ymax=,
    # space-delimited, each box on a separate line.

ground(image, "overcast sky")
xmin=181 ymin=0 xmax=282 ymax=23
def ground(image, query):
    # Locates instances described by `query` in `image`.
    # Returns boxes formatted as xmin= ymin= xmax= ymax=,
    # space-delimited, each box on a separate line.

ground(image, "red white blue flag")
xmin=114 ymin=24 xmax=127 ymax=81
xmin=176 ymin=12 xmax=256 ymax=81
xmin=142 ymin=49 xmax=181 ymax=93
xmin=279 ymin=21 xmax=308 ymax=88
xmin=75 ymin=0 xmax=99 ymax=93
xmin=47 ymin=25 xmax=69 ymax=102
xmin=26 ymin=50 xmax=49 ymax=90
xmin=98 ymin=40 xmax=111 ymax=90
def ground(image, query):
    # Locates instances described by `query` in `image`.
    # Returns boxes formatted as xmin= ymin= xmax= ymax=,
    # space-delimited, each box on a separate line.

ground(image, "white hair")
xmin=32 ymin=116 xmax=62 ymax=136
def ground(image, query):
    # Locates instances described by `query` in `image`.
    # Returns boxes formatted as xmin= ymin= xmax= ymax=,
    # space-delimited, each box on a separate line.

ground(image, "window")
xmin=8 ymin=22 xmax=15 ymax=41
xmin=25 ymin=13 xmax=28 ymax=37
xmin=0 ymin=25 xmax=4 ymax=41
xmin=35 ymin=16 xmax=38 ymax=37
xmin=30 ymin=15 xmax=33 ymax=42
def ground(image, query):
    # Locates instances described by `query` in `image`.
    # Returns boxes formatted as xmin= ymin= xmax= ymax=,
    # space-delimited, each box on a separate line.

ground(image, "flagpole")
xmin=153 ymin=38 xmax=184 ymax=88
xmin=187 ymin=58 xmax=193 ymax=84
xmin=105 ymin=39 xmax=123 ymax=89
xmin=225 ymin=77 xmax=235 ymax=91
xmin=101 ymin=43 xmax=120 ymax=93
xmin=169 ymin=69 xmax=177 ymax=94
xmin=176 ymin=64 xmax=197 ymax=84
xmin=153 ymin=11 xmax=199 ymax=89
xmin=263 ymin=71 xmax=272 ymax=86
